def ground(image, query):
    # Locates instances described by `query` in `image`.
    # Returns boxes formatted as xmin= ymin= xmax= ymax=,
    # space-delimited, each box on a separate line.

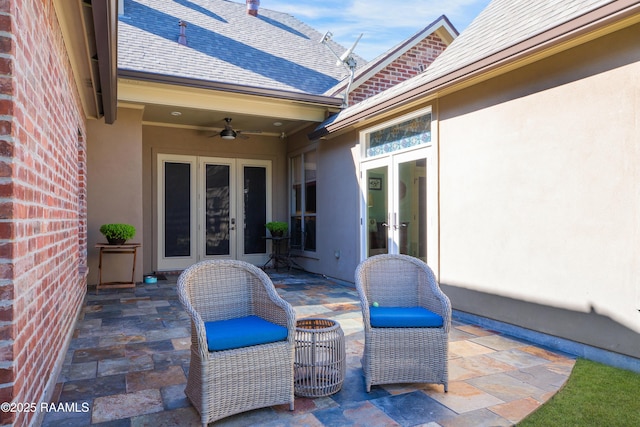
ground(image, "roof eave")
xmin=316 ymin=0 xmax=640 ymax=138
xmin=92 ymin=0 xmax=118 ymax=124
xmin=118 ymin=69 xmax=344 ymax=109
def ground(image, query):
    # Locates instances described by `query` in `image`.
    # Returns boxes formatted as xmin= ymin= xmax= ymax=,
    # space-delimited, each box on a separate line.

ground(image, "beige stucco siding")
xmin=437 ymin=23 xmax=640 ymax=356
xmin=87 ymin=108 xmax=145 ymax=285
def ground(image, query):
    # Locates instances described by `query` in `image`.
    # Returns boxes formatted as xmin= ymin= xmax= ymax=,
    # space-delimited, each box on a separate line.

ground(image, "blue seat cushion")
xmin=370 ymin=306 xmax=443 ymax=328
xmin=204 ymin=315 xmax=288 ymax=351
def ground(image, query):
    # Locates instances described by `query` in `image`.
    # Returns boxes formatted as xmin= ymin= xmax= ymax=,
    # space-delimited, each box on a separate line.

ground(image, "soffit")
xmin=54 ymin=0 xmax=118 ymax=124
xmin=118 ymin=77 xmax=342 ymax=137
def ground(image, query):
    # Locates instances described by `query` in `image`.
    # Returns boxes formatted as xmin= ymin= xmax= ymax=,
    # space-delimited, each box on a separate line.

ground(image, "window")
xmin=290 ymin=149 xmax=316 ymax=252
xmin=364 ymin=113 xmax=431 ymax=157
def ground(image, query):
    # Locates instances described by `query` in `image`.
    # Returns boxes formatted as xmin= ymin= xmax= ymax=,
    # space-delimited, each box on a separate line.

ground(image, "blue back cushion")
xmin=204 ymin=315 xmax=288 ymax=351
xmin=370 ymin=306 xmax=443 ymax=328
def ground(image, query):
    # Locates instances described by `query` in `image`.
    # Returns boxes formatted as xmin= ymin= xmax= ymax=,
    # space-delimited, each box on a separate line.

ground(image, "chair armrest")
xmin=419 ymin=285 xmax=452 ymax=333
xmin=178 ymin=289 xmax=210 ymax=357
xmin=251 ymin=268 xmax=296 ymax=341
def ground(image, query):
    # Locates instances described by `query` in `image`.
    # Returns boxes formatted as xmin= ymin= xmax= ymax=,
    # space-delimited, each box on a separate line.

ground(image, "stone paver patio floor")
xmin=42 ymin=270 xmax=575 ymax=426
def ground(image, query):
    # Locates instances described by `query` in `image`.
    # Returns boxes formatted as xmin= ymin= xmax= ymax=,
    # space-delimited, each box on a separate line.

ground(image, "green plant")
xmin=99 ymin=223 xmax=136 ymax=241
xmin=265 ymin=221 xmax=288 ymax=234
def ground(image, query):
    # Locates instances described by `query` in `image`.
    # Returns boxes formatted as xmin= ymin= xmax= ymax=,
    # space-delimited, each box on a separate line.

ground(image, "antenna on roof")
xmin=320 ymin=32 xmax=363 ymax=107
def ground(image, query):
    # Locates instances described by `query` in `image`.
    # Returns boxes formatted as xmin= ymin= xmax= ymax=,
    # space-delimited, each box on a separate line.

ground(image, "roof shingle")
xmin=118 ymin=0 xmax=366 ymax=95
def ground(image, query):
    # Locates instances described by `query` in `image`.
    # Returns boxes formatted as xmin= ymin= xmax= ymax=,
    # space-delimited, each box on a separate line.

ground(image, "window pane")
xmin=366 ymin=113 xmax=431 ymax=157
xmin=304 ymin=217 xmax=316 ymax=251
xmin=305 ymin=150 xmax=316 ymax=181
xmin=164 ymin=162 xmax=191 ymax=257
xmin=305 ymin=182 xmax=316 ymax=213
xmin=205 ymin=164 xmax=230 ymax=256
xmin=291 ymin=155 xmax=302 ymax=214
xmin=243 ymin=166 xmax=267 ymax=254
xmin=290 ymin=216 xmax=302 ymax=249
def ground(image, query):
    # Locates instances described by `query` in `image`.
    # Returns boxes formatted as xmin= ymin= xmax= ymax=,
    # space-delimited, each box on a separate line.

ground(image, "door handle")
xmin=230 ymin=218 xmax=236 ymax=231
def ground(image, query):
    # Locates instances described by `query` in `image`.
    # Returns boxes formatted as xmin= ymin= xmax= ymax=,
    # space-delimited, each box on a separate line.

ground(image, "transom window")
xmin=364 ymin=113 xmax=431 ymax=157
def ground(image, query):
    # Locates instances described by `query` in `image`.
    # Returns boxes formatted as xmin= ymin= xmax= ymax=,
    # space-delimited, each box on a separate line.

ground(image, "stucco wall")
xmin=87 ymin=108 xmax=144 ymax=285
xmin=437 ymin=23 xmax=640 ymax=358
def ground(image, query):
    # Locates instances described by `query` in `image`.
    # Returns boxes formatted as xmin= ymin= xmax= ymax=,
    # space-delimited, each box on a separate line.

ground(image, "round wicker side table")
xmin=294 ymin=318 xmax=346 ymax=397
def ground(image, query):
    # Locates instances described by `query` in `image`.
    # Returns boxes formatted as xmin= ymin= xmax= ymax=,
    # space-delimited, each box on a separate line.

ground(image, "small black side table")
xmin=262 ymin=236 xmax=291 ymax=270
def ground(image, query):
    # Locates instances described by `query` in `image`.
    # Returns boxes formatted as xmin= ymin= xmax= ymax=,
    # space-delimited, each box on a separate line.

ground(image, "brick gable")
xmin=349 ymin=33 xmax=448 ymax=106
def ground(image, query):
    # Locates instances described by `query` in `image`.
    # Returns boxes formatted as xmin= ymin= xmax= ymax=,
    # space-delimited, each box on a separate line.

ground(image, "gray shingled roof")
xmin=314 ymin=0 xmax=614 ymax=132
xmin=118 ymin=0 xmax=366 ymax=95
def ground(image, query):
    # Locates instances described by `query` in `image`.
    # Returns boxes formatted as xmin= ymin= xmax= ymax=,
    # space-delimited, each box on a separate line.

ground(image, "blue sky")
xmin=263 ymin=0 xmax=493 ymax=60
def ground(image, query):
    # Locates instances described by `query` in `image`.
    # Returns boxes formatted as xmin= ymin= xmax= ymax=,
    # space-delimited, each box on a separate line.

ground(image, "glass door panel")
xmin=204 ymin=163 xmax=232 ymax=257
xmin=164 ymin=162 xmax=192 ymax=257
xmin=396 ymin=158 xmax=427 ymax=260
xmin=242 ymin=165 xmax=267 ymax=255
xmin=365 ymin=165 xmax=389 ymax=257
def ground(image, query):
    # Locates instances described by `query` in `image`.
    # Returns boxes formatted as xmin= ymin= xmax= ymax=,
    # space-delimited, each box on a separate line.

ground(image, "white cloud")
xmin=261 ymin=0 xmax=492 ymax=60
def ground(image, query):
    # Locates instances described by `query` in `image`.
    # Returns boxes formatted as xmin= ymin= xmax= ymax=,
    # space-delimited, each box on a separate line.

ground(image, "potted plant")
xmin=265 ymin=221 xmax=288 ymax=237
xmin=100 ymin=223 xmax=136 ymax=245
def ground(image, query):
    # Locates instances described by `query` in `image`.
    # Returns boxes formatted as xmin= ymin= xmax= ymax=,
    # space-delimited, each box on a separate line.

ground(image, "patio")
xmin=42 ymin=270 xmax=575 ymax=426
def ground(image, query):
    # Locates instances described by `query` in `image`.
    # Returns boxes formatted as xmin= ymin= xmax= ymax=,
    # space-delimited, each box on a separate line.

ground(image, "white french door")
xmin=361 ymin=147 xmax=436 ymax=265
xmin=157 ymin=154 xmax=271 ymax=270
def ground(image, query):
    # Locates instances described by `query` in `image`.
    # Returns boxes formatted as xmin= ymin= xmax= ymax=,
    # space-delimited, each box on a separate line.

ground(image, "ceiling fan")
xmin=209 ymin=117 xmax=251 ymax=140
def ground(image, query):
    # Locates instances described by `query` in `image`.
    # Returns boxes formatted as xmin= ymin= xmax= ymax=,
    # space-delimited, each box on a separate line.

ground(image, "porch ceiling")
xmin=118 ymin=73 xmax=343 ymax=138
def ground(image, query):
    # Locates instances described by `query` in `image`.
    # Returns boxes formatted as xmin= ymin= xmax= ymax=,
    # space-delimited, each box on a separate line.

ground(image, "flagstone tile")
xmin=505 ymin=364 xmax=572 ymax=391
xmin=467 ymin=373 xmax=548 ymax=403
xmin=68 ymin=361 xmax=97 ymax=380
xmin=98 ymin=333 xmax=146 ymax=347
xmin=470 ymin=334 xmax=526 ymax=351
xmin=160 ymin=383 xmax=191 ymax=410
xmin=372 ymin=390 xmax=458 ymax=425
xmin=449 ymin=354 xmax=515 ymax=381
xmin=126 ymin=365 xmax=187 ymax=393
xmin=60 ymin=374 xmax=126 ymax=402
xmin=145 ymin=326 xmax=189 ymax=342
xmin=424 ymin=381 xmax=504 ymax=414
xmin=490 ymin=396 xmax=540 ymax=423
xmin=485 ymin=348 xmax=550 ymax=369
xmin=73 ymin=345 xmax=125 ymax=363
xmin=124 ymin=339 xmax=175 ymax=357
xmin=152 ymin=349 xmax=191 ymax=369
xmin=449 ymin=340 xmax=495 ymax=358
xmin=171 ymin=336 xmax=191 ymax=350
xmin=313 ymin=401 xmax=398 ymax=427
xmin=455 ymin=324 xmax=497 ymax=337
xmin=130 ymin=407 xmax=201 ymax=427
xmin=438 ymin=408 xmax=512 ymax=427
xmin=97 ymin=355 xmax=154 ymax=377
xmin=92 ymin=389 xmax=164 ymax=424
xmin=518 ymin=345 xmax=574 ymax=363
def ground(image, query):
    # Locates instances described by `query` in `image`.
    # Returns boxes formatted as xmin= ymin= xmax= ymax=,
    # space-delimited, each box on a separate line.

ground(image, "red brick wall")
xmin=0 ymin=1 xmax=88 ymax=426
xmin=349 ymin=33 xmax=449 ymax=106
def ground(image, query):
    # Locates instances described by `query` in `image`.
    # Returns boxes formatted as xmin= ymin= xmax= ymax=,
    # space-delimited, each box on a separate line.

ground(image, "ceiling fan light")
xmin=220 ymin=128 xmax=236 ymax=139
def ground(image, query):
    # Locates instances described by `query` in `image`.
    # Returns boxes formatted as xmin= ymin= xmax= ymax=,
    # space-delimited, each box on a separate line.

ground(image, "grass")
xmin=518 ymin=358 xmax=640 ymax=426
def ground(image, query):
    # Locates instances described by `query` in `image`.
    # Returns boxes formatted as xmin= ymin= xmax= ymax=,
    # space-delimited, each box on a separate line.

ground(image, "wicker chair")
xmin=355 ymin=254 xmax=451 ymax=392
xmin=177 ymin=260 xmax=296 ymax=426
